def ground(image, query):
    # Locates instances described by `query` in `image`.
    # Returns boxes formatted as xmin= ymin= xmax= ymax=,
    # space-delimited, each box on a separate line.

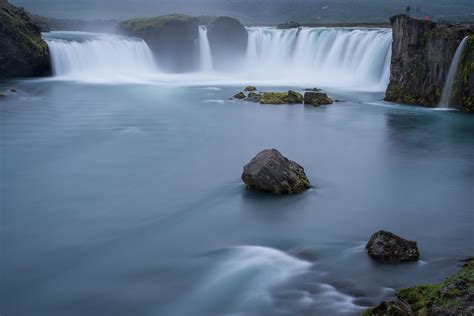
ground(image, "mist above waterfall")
xmin=43 ymin=27 xmax=392 ymax=90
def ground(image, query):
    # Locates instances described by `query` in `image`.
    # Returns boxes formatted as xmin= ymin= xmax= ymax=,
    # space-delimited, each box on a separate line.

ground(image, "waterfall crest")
xmin=439 ymin=36 xmax=469 ymax=108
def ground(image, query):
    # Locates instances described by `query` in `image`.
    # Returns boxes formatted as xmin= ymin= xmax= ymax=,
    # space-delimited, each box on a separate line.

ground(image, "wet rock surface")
xmin=304 ymin=92 xmax=334 ymax=106
xmin=242 ymin=149 xmax=311 ymax=194
xmin=366 ymin=230 xmax=420 ymax=262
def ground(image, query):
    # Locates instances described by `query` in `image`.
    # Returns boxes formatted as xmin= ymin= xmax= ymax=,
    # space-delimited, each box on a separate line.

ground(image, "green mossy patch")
xmin=119 ymin=14 xmax=197 ymax=32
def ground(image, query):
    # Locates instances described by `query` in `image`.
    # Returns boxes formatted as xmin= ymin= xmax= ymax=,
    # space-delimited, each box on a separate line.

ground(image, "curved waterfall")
xmin=44 ymin=32 xmax=157 ymax=82
xmin=43 ymin=28 xmax=392 ymax=90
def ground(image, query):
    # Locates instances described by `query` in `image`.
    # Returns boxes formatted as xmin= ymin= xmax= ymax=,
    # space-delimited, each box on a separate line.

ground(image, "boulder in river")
xmin=242 ymin=149 xmax=311 ymax=194
xmin=366 ymin=230 xmax=420 ymax=262
xmin=260 ymin=90 xmax=304 ymax=104
xmin=304 ymin=92 xmax=334 ymax=106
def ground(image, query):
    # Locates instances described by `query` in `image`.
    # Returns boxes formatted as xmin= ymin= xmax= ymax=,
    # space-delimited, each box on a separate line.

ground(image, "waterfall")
xmin=242 ymin=27 xmax=392 ymax=90
xmin=439 ymin=36 xmax=469 ymax=108
xmin=43 ymin=31 xmax=157 ymax=82
xmin=199 ymin=26 xmax=213 ymax=72
xmin=43 ymin=28 xmax=392 ymax=90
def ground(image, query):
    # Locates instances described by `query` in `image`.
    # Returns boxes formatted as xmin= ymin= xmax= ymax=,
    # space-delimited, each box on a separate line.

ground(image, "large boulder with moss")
xmin=304 ymin=92 xmax=334 ymax=106
xmin=385 ymin=14 xmax=474 ymax=111
xmin=0 ymin=0 xmax=51 ymax=79
xmin=366 ymin=231 xmax=420 ymax=262
xmin=242 ymin=149 xmax=311 ymax=194
xmin=207 ymin=16 xmax=248 ymax=70
xmin=119 ymin=14 xmax=199 ymax=72
xmin=364 ymin=259 xmax=474 ymax=316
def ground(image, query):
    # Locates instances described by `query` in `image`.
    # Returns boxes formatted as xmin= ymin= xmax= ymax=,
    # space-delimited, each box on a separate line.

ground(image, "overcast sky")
xmin=9 ymin=0 xmax=474 ymax=23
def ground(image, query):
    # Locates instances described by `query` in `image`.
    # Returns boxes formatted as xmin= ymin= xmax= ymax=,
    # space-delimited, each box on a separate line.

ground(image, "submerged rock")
xmin=364 ymin=259 xmax=474 ymax=316
xmin=242 ymin=149 xmax=311 ymax=194
xmin=366 ymin=230 xmax=420 ymax=262
xmin=0 ymin=0 xmax=52 ymax=79
xmin=233 ymin=92 xmax=246 ymax=99
xmin=245 ymin=86 xmax=257 ymax=92
xmin=277 ymin=21 xmax=301 ymax=29
xmin=305 ymin=87 xmax=322 ymax=92
xmin=304 ymin=92 xmax=334 ymax=106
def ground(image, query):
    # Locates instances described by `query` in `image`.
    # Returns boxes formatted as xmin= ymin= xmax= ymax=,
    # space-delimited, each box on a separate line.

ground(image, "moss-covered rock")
xmin=207 ymin=16 xmax=248 ymax=70
xmin=0 ymin=0 xmax=51 ymax=79
xmin=118 ymin=14 xmax=199 ymax=72
xmin=304 ymin=91 xmax=334 ymax=106
xmin=457 ymin=35 xmax=474 ymax=113
xmin=242 ymin=149 xmax=311 ymax=194
xmin=363 ymin=259 xmax=474 ymax=316
xmin=233 ymin=91 xmax=246 ymax=99
xmin=246 ymin=91 xmax=262 ymax=102
xmin=259 ymin=90 xmax=304 ymax=104
xmin=245 ymin=85 xmax=257 ymax=91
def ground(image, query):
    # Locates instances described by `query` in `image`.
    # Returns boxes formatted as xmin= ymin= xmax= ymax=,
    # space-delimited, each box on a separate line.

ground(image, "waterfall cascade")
xmin=43 ymin=28 xmax=392 ymax=90
xmin=439 ymin=36 xmax=469 ymax=108
xmin=44 ymin=32 xmax=157 ymax=82
xmin=199 ymin=26 xmax=213 ymax=72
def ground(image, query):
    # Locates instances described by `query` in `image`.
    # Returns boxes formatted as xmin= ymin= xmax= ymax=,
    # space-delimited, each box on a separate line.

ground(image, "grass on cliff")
xmin=120 ymin=14 xmax=197 ymax=31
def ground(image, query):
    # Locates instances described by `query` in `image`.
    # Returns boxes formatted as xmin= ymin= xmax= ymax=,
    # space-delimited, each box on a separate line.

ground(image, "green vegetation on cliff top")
xmin=120 ymin=14 xmax=197 ymax=31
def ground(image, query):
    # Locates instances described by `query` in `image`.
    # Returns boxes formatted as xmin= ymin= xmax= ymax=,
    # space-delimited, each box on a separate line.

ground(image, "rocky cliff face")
xmin=385 ymin=14 xmax=473 ymax=111
xmin=0 ymin=0 xmax=51 ymax=80
xmin=118 ymin=14 xmax=199 ymax=73
xmin=207 ymin=16 xmax=248 ymax=71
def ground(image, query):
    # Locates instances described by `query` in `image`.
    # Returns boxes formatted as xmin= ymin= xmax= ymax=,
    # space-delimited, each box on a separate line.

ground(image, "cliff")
xmin=118 ymin=14 xmax=199 ymax=73
xmin=0 ymin=0 xmax=51 ymax=80
xmin=385 ymin=14 xmax=473 ymax=111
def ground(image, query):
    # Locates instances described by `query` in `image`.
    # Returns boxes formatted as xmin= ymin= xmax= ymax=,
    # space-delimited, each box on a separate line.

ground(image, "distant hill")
xmin=10 ymin=0 xmax=474 ymax=24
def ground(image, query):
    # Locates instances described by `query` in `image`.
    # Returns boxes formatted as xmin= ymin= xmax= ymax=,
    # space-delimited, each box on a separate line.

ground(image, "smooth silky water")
xmin=1 ymin=30 xmax=473 ymax=316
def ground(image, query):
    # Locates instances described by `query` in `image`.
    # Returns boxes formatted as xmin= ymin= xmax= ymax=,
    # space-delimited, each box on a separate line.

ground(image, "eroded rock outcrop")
xmin=118 ymin=14 xmax=199 ymax=72
xmin=0 ymin=0 xmax=51 ymax=80
xmin=385 ymin=14 xmax=474 ymax=111
xmin=207 ymin=16 xmax=248 ymax=70
xmin=366 ymin=230 xmax=420 ymax=262
xmin=363 ymin=259 xmax=474 ymax=316
xmin=242 ymin=149 xmax=311 ymax=194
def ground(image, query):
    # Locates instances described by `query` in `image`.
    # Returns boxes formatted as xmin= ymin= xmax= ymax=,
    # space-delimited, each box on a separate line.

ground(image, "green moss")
xmin=395 ymin=260 xmax=474 ymax=314
xmin=120 ymin=14 xmax=196 ymax=32
xmin=457 ymin=36 xmax=474 ymax=112
xmin=260 ymin=92 xmax=288 ymax=104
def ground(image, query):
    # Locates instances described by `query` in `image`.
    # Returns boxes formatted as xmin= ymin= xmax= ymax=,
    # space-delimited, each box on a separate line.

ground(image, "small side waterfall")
xmin=439 ymin=36 xmax=469 ymax=107
xmin=199 ymin=26 xmax=213 ymax=72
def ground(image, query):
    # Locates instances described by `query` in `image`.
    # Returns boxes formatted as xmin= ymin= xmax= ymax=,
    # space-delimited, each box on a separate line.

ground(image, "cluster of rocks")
xmin=233 ymin=86 xmax=334 ymax=106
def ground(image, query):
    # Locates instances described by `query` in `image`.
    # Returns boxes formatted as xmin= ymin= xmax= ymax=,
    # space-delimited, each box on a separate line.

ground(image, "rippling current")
xmin=1 ymin=30 xmax=473 ymax=316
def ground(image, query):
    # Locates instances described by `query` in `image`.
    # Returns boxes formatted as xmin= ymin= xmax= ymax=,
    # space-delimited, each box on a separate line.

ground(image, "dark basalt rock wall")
xmin=207 ymin=16 xmax=248 ymax=71
xmin=385 ymin=14 xmax=474 ymax=111
xmin=118 ymin=14 xmax=199 ymax=73
xmin=0 ymin=0 xmax=51 ymax=80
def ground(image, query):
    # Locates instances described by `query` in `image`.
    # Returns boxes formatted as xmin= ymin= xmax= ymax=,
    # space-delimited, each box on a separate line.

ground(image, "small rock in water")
xmin=10 ymin=89 xmax=16 ymax=92
xmin=304 ymin=87 xmax=322 ymax=92
xmin=366 ymin=230 xmax=420 ymax=262
xmin=241 ymin=149 xmax=311 ymax=194
xmin=244 ymin=86 xmax=257 ymax=92
xmin=304 ymin=92 xmax=334 ymax=106
xmin=246 ymin=92 xmax=262 ymax=102
xmin=233 ymin=92 xmax=246 ymax=99
xmin=366 ymin=301 xmax=414 ymax=316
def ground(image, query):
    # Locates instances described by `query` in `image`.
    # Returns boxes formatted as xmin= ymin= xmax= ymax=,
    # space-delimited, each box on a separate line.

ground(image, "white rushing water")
xmin=43 ymin=28 xmax=392 ymax=90
xmin=439 ymin=36 xmax=469 ymax=108
xmin=199 ymin=26 xmax=214 ymax=72
xmin=44 ymin=32 xmax=157 ymax=83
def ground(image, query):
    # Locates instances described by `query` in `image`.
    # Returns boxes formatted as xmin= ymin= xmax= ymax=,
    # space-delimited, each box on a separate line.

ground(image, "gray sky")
xmin=10 ymin=0 xmax=474 ymax=23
